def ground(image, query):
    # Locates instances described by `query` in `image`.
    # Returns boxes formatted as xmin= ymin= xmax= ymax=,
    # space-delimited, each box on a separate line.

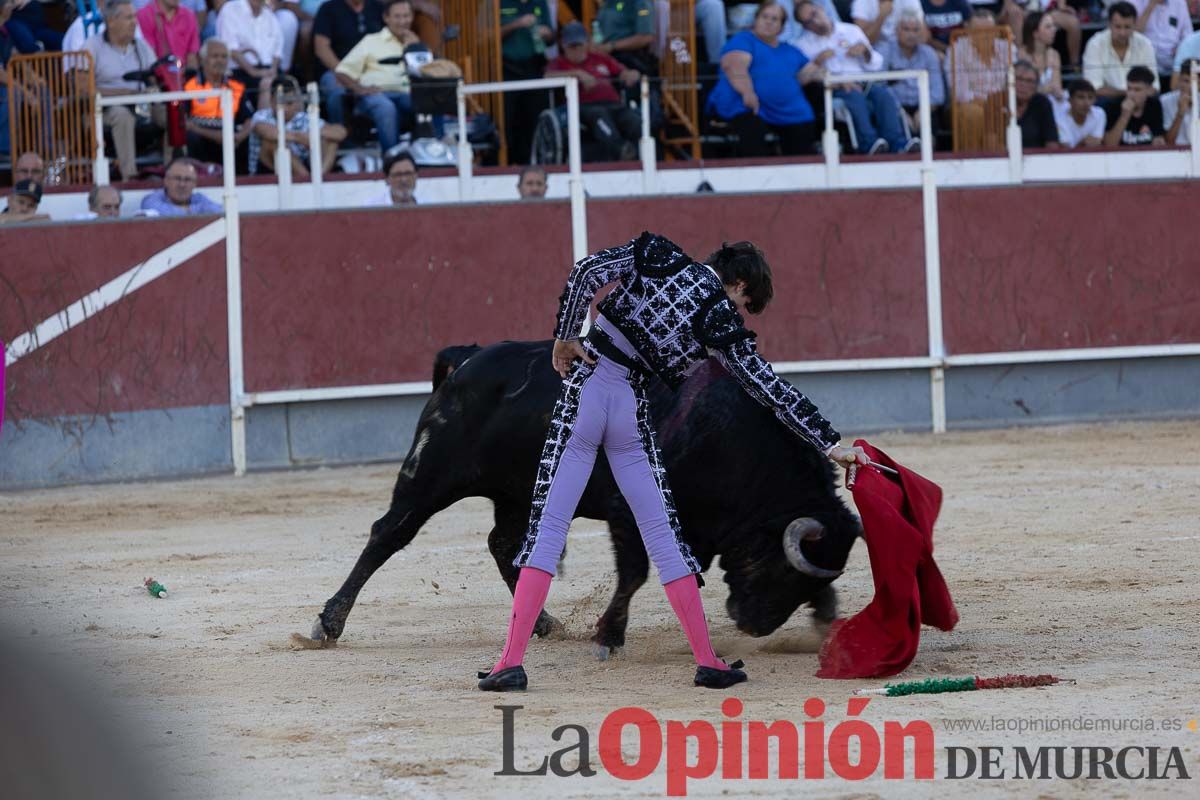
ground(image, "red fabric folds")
xmin=816 ymin=440 xmax=958 ymax=679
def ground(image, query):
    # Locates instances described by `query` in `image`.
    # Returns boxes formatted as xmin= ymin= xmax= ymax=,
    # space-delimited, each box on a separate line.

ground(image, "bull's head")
xmin=721 ymin=515 xmax=857 ymax=636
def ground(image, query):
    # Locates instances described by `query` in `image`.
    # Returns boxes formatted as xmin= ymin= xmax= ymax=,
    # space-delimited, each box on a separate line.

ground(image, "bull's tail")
xmin=432 ymin=344 xmax=483 ymax=391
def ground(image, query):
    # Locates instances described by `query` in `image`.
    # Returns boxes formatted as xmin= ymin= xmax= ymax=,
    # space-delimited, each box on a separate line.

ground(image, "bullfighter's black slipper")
xmin=694 ymin=659 xmax=747 ymax=689
xmin=478 ymin=665 xmax=528 ymax=692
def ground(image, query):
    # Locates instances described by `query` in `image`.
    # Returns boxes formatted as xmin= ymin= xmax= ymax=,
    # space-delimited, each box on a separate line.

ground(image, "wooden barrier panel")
xmin=7 ymin=51 xmax=96 ymax=186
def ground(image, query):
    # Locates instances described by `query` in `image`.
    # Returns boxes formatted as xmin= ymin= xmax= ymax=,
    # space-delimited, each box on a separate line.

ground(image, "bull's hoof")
xmin=533 ymin=611 xmax=564 ymax=639
xmin=310 ymin=617 xmax=338 ymax=648
xmin=592 ymin=643 xmax=623 ymax=661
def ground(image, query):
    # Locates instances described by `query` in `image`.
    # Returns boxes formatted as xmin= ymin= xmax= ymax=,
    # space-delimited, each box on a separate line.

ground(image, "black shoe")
xmin=478 ymin=665 xmax=528 ymax=692
xmin=694 ymin=659 xmax=747 ymax=689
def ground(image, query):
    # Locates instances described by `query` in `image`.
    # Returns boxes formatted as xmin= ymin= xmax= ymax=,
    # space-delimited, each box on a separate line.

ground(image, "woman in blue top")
xmin=706 ymin=1 xmax=826 ymax=157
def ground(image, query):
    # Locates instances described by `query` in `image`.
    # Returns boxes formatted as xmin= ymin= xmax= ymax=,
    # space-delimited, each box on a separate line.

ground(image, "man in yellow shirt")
xmin=335 ymin=0 xmax=420 ymax=151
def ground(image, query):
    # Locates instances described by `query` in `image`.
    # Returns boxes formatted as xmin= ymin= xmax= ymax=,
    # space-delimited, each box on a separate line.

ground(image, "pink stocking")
xmin=491 ymin=567 xmax=553 ymax=673
xmin=663 ymin=575 xmax=726 ymax=670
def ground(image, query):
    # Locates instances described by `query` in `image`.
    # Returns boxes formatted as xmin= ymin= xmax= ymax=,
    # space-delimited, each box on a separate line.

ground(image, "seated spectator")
xmin=138 ymin=0 xmax=201 ymax=71
xmin=1083 ymin=3 xmax=1159 ymax=102
xmin=695 ymin=0 xmax=728 ymax=64
xmin=335 ymin=0 xmax=420 ymax=154
xmin=1019 ymin=11 xmax=1062 ymax=104
xmin=594 ymin=0 xmax=656 ymax=75
xmin=518 ymin=164 xmax=548 ymax=198
xmin=367 ymin=150 xmax=418 ymax=205
xmin=63 ymin=7 xmax=148 ymax=72
xmin=0 ymin=179 xmax=48 ymax=223
xmin=81 ymin=185 xmax=124 ymax=219
xmin=921 ymin=0 xmax=972 ymax=56
xmin=216 ymin=0 xmax=284 ymax=85
xmin=965 ymin=0 xmax=1022 ymax=39
xmin=1103 ymin=65 xmax=1166 ymax=146
xmin=1130 ymin=0 xmax=1191 ymax=84
xmin=1046 ymin=6 xmax=1081 ymax=69
xmin=546 ymin=22 xmax=642 ymax=162
xmin=140 ymin=157 xmax=224 ymax=214
xmin=13 ymin=150 xmax=44 ymax=183
xmin=795 ymin=0 xmax=917 ymax=154
xmin=314 ymin=0 xmax=384 ymax=126
xmin=706 ymin=1 xmax=823 ymax=157
xmin=250 ymin=75 xmax=347 ymax=175
xmin=184 ymin=38 xmax=260 ymax=170
xmin=1162 ymin=57 xmax=1196 ymax=144
xmin=945 ymin=9 xmax=1015 ymax=150
xmin=5 ymin=0 xmax=63 ymax=54
xmin=1174 ymin=29 xmax=1200 ymax=87
xmin=851 ymin=0 xmax=924 ymax=46
xmin=85 ymin=0 xmax=163 ymax=182
xmin=1013 ymin=60 xmax=1059 ymax=148
xmin=879 ymin=11 xmax=945 ymax=136
xmin=501 ymin=0 xmax=554 ymax=165
xmin=1054 ymin=79 xmax=1106 ymax=148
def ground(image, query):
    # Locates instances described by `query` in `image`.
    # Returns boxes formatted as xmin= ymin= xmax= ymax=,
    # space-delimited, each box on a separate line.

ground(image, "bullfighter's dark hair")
xmin=706 ymin=241 xmax=774 ymax=315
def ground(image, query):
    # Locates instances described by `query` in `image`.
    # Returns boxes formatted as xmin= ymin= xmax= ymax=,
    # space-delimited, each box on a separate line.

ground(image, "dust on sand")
xmin=1 ymin=420 xmax=1198 ymax=798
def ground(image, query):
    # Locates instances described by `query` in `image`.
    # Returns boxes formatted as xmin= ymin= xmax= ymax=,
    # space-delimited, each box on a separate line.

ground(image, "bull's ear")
xmin=782 ymin=519 xmax=843 ymax=579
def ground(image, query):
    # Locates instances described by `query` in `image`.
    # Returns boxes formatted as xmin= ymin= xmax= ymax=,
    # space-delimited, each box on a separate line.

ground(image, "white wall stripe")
xmin=4 ymin=219 xmax=227 ymax=368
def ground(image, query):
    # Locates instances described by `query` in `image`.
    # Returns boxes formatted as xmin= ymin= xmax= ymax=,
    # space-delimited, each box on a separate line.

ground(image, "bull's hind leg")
xmin=313 ymin=488 xmax=445 ymax=645
xmin=487 ymin=500 xmax=564 ymax=639
xmin=592 ymin=508 xmax=649 ymax=659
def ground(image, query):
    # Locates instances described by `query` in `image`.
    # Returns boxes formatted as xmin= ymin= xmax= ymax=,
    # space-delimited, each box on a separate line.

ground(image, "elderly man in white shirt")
xmin=1130 ymin=0 xmax=1193 ymax=79
xmin=216 ymin=0 xmax=290 ymax=82
xmin=1082 ymin=2 xmax=1160 ymax=98
xmin=794 ymin=0 xmax=916 ymax=153
xmin=850 ymin=0 xmax=924 ymax=45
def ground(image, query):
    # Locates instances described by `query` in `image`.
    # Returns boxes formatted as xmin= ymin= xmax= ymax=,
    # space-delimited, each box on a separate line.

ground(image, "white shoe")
xmin=903 ymin=137 xmax=922 ymax=153
xmin=868 ymin=138 xmax=889 ymax=155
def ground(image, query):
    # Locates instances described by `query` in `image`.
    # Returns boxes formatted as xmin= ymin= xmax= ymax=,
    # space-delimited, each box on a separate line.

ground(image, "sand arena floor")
xmin=1 ymin=419 xmax=1198 ymax=798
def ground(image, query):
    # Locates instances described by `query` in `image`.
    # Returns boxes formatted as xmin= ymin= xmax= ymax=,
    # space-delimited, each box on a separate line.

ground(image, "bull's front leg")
xmin=487 ymin=500 xmax=564 ymax=639
xmin=312 ymin=495 xmax=435 ymax=646
xmin=593 ymin=508 xmax=649 ymax=659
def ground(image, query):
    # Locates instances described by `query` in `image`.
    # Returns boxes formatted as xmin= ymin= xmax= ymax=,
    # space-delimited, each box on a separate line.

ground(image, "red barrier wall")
xmin=239 ymin=203 xmax=573 ymax=391
xmin=3 ymin=181 xmax=1197 ymax=425
xmin=1 ymin=218 xmax=227 ymax=420
xmin=940 ymin=182 xmax=1200 ymax=353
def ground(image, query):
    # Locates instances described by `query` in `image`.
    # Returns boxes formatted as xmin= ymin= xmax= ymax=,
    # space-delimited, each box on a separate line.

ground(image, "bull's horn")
xmin=782 ymin=519 xmax=843 ymax=579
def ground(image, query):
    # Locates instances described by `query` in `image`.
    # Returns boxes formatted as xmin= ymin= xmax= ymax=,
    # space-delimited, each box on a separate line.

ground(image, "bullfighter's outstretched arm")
xmin=699 ymin=296 xmax=841 ymax=454
xmin=553 ymin=240 xmax=638 ymax=341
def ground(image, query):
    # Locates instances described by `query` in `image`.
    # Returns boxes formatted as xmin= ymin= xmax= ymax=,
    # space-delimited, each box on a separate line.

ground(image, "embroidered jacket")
xmin=554 ymin=232 xmax=840 ymax=453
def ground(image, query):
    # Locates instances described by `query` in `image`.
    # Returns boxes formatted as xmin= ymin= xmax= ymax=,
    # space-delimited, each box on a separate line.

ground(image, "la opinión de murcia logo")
xmin=495 ymin=699 xmax=1191 ymax=795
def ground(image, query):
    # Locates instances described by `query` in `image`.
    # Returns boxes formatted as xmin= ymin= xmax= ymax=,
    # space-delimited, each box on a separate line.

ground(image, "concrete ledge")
xmin=3 ymin=357 xmax=1197 ymax=489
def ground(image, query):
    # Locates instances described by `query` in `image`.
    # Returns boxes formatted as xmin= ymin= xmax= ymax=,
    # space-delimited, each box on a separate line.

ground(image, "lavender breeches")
xmin=513 ymin=351 xmax=701 ymax=584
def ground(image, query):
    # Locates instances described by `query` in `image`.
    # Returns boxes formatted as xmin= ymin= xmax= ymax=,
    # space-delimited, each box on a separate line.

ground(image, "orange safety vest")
xmin=184 ymin=76 xmax=246 ymax=120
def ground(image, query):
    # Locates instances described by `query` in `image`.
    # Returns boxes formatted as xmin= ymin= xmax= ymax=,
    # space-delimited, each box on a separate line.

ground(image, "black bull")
xmin=311 ymin=340 xmax=860 ymax=653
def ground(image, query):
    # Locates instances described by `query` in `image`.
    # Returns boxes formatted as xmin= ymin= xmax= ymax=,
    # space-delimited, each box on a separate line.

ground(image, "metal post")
xmin=1006 ymin=65 xmax=1022 ymax=182
xmin=306 ymin=81 xmax=323 ymax=208
xmin=565 ymin=77 xmax=590 ymax=335
xmin=639 ymin=75 xmax=656 ymax=193
xmin=918 ymin=71 xmax=946 ymax=434
xmin=93 ymin=94 xmax=110 ymax=185
xmin=221 ymin=89 xmax=247 ymax=476
xmin=274 ymin=87 xmax=293 ymax=208
xmin=823 ymin=83 xmax=838 ymax=186
xmin=456 ymin=80 xmax=472 ymax=200
xmin=1190 ymin=73 xmax=1199 ymax=176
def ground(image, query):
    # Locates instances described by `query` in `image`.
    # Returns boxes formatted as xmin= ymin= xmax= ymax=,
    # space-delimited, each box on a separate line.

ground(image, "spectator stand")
xmin=7 ymin=50 xmax=96 ymax=186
